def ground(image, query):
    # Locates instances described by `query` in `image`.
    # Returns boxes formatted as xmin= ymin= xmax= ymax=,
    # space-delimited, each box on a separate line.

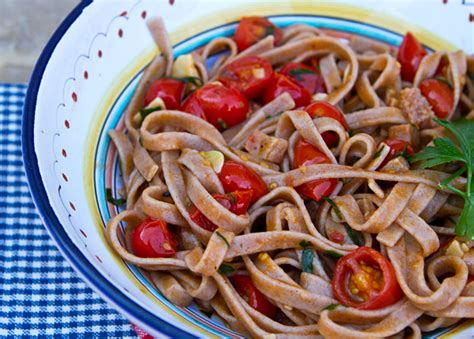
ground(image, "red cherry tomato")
xmin=397 ymin=32 xmax=427 ymax=82
xmin=280 ymin=62 xmax=326 ymax=94
xmin=182 ymin=83 xmax=249 ymax=130
xmin=293 ymin=139 xmax=337 ymax=201
xmin=332 ymin=246 xmax=403 ymax=310
xmin=143 ymin=78 xmax=186 ymax=109
xmin=379 ymin=139 xmax=415 ymax=168
xmin=305 ymin=101 xmax=348 ymax=148
xmin=190 ymin=190 xmax=253 ymax=232
xmin=234 ymin=16 xmax=283 ymax=52
xmin=419 ymin=79 xmax=454 ymax=119
xmin=131 ymin=218 xmax=177 ymax=258
xmin=218 ymin=161 xmax=269 ymax=204
xmin=219 ymin=56 xmax=274 ymax=100
xmin=328 ymin=230 xmax=345 ymax=244
xmin=229 ymin=274 xmax=277 ymax=318
xmin=262 ymin=73 xmax=312 ymax=108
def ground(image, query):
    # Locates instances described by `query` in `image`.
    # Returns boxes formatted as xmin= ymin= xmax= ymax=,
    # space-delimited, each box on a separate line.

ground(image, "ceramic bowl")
xmin=22 ymin=0 xmax=474 ymax=337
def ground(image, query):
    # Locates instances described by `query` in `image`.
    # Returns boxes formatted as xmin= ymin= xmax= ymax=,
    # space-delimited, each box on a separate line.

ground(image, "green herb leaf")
xmin=323 ymin=197 xmax=343 ymax=220
xmin=264 ymin=25 xmax=275 ymax=37
xmin=201 ymin=310 xmax=213 ymax=318
xmin=409 ymin=118 xmax=474 ymax=239
xmin=106 ymin=188 xmax=126 ymax=206
xmin=323 ymin=250 xmax=344 ymax=259
xmin=372 ymin=146 xmax=384 ymax=160
xmin=265 ymin=111 xmax=284 ymax=120
xmin=348 ymin=129 xmax=355 ymax=137
xmin=170 ymin=76 xmax=203 ymax=87
xmin=322 ymin=303 xmax=339 ymax=311
xmin=139 ymin=106 xmax=162 ymax=123
xmin=218 ymin=263 xmax=235 ymax=275
xmin=217 ymin=118 xmax=228 ymax=130
xmin=216 ymin=231 xmax=230 ymax=247
xmin=301 ymin=248 xmax=314 ymax=273
xmin=226 ymin=193 xmax=237 ymax=205
xmin=288 ymin=68 xmax=315 ymax=81
xmin=344 ymin=224 xmax=362 ymax=246
xmin=299 ymin=240 xmax=311 ymax=248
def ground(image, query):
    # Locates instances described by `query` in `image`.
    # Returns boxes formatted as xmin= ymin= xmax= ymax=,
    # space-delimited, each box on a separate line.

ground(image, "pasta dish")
xmin=105 ymin=16 xmax=474 ymax=338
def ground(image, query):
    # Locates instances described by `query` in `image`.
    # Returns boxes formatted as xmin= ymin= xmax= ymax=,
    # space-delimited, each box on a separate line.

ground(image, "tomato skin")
xmin=229 ymin=274 xmax=277 ymax=318
xmin=131 ymin=218 xmax=177 ymax=258
xmin=181 ymin=91 xmax=207 ymax=120
xmin=293 ymin=139 xmax=337 ymax=201
xmin=182 ymin=83 xmax=249 ymax=130
xmin=144 ymin=78 xmax=186 ymax=109
xmin=332 ymin=246 xmax=403 ymax=310
xmin=219 ymin=161 xmax=269 ymax=204
xmin=280 ymin=62 xmax=326 ymax=94
xmin=397 ymin=32 xmax=427 ymax=82
xmin=190 ymin=190 xmax=253 ymax=232
xmin=219 ymin=56 xmax=274 ymax=100
xmin=419 ymin=79 xmax=454 ymax=119
xmin=379 ymin=139 xmax=414 ymax=168
xmin=305 ymin=101 xmax=348 ymax=148
xmin=262 ymin=73 xmax=312 ymax=108
xmin=234 ymin=16 xmax=283 ymax=52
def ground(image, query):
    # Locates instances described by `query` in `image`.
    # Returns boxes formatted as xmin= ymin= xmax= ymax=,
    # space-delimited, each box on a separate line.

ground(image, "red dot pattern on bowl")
xmin=84 ymin=71 xmax=89 ymax=80
xmin=96 ymin=255 xmax=103 ymax=263
xmin=118 ymin=29 xmax=123 ymax=38
xmin=64 ymin=120 xmax=70 ymax=129
xmin=62 ymin=173 xmax=68 ymax=182
xmin=120 ymin=10 xmax=127 ymax=16
xmin=61 ymin=149 xmax=67 ymax=157
xmin=69 ymin=201 xmax=76 ymax=211
xmin=80 ymin=229 xmax=88 ymax=238
xmin=98 ymin=50 xmax=103 ymax=58
xmin=71 ymin=92 xmax=78 ymax=102
xmin=141 ymin=10 xmax=147 ymax=19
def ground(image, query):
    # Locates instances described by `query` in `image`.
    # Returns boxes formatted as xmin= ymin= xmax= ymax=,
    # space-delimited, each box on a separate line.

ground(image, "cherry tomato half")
xmin=419 ymin=79 xmax=454 ymax=119
xmin=190 ymin=190 xmax=253 ymax=232
xmin=144 ymin=78 xmax=186 ymax=109
xmin=397 ymin=32 xmax=427 ymax=83
xmin=182 ymin=83 xmax=249 ymax=130
xmin=280 ymin=62 xmax=326 ymax=94
xmin=219 ymin=161 xmax=269 ymax=204
xmin=379 ymin=139 xmax=414 ymax=169
xmin=131 ymin=218 xmax=177 ymax=258
xmin=229 ymin=274 xmax=277 ymax=318
xmin=293 ymin=139 xmax=337 ymax=201
xmin=262 ymin=73 xmax=312 ymax=108
xmin=219 ymin=56 xmax=274 ymax=100
xmin=305 ymin=101 xmax=348 ymax=148
xmin=332 ymin=246 xmax=403 ymax=310
xmin=234 ymin=16 xmax=283 ymax=52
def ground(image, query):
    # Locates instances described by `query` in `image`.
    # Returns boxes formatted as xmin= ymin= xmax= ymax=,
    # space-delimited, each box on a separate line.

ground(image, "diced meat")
xmin=244 ymin=130 xmax=288 ymax=163
xmin=388 ymin=124 xmax=420 ymax=150
xmin=398 ymin=87 xmax=434 ymax=129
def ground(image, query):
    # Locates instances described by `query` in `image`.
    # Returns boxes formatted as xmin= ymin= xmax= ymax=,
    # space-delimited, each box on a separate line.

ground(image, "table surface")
xmin=0 ymin=0 xmax=78 ymax=83
xmin=0 ymin=83 xmax=137 ymax=337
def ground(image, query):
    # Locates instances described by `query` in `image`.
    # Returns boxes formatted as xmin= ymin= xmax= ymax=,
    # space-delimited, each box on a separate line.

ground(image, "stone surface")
xmin=0 ymin=0 xmax=78 ymax=83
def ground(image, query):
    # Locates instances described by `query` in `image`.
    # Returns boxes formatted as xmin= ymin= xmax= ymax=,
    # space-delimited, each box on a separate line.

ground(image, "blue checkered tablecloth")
xmin=0 ymin=83 xmax=136 ymax=337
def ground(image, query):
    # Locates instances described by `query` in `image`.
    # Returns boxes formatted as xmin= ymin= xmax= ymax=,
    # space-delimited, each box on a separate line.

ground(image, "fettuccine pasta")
xmin=105 ymin=16 xmax=474 ymax=338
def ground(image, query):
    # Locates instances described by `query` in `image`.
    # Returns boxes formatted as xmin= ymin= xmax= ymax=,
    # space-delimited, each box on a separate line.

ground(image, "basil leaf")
xmin=216 ymin=231 xmax=230 ymax=247
xmin=106 ymin=188 xmax=126 ymax=206
xmin=139 ymin=106 xmax=161 ymax=123
xmin=299 ymin=240 xmax=311 ymax=248
xmin=322 ymin=303 xmax=339 ymax=311
xmin=170 ymin=76 xmax=203 ymax=87
xmin=323 ymin=197 xmax=343 ymax=220
xmin=218 ymin=263 xmax=235 ymax=275
xmin=288 ymin=68 xmax=314 ymax=81
xmin=301 ymin=248 xmax=314 ymax=273
xmin=323 ymin=250 xmax=344 ymax=259
xmin=345 ymin=224 xmax=362 ymax=246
